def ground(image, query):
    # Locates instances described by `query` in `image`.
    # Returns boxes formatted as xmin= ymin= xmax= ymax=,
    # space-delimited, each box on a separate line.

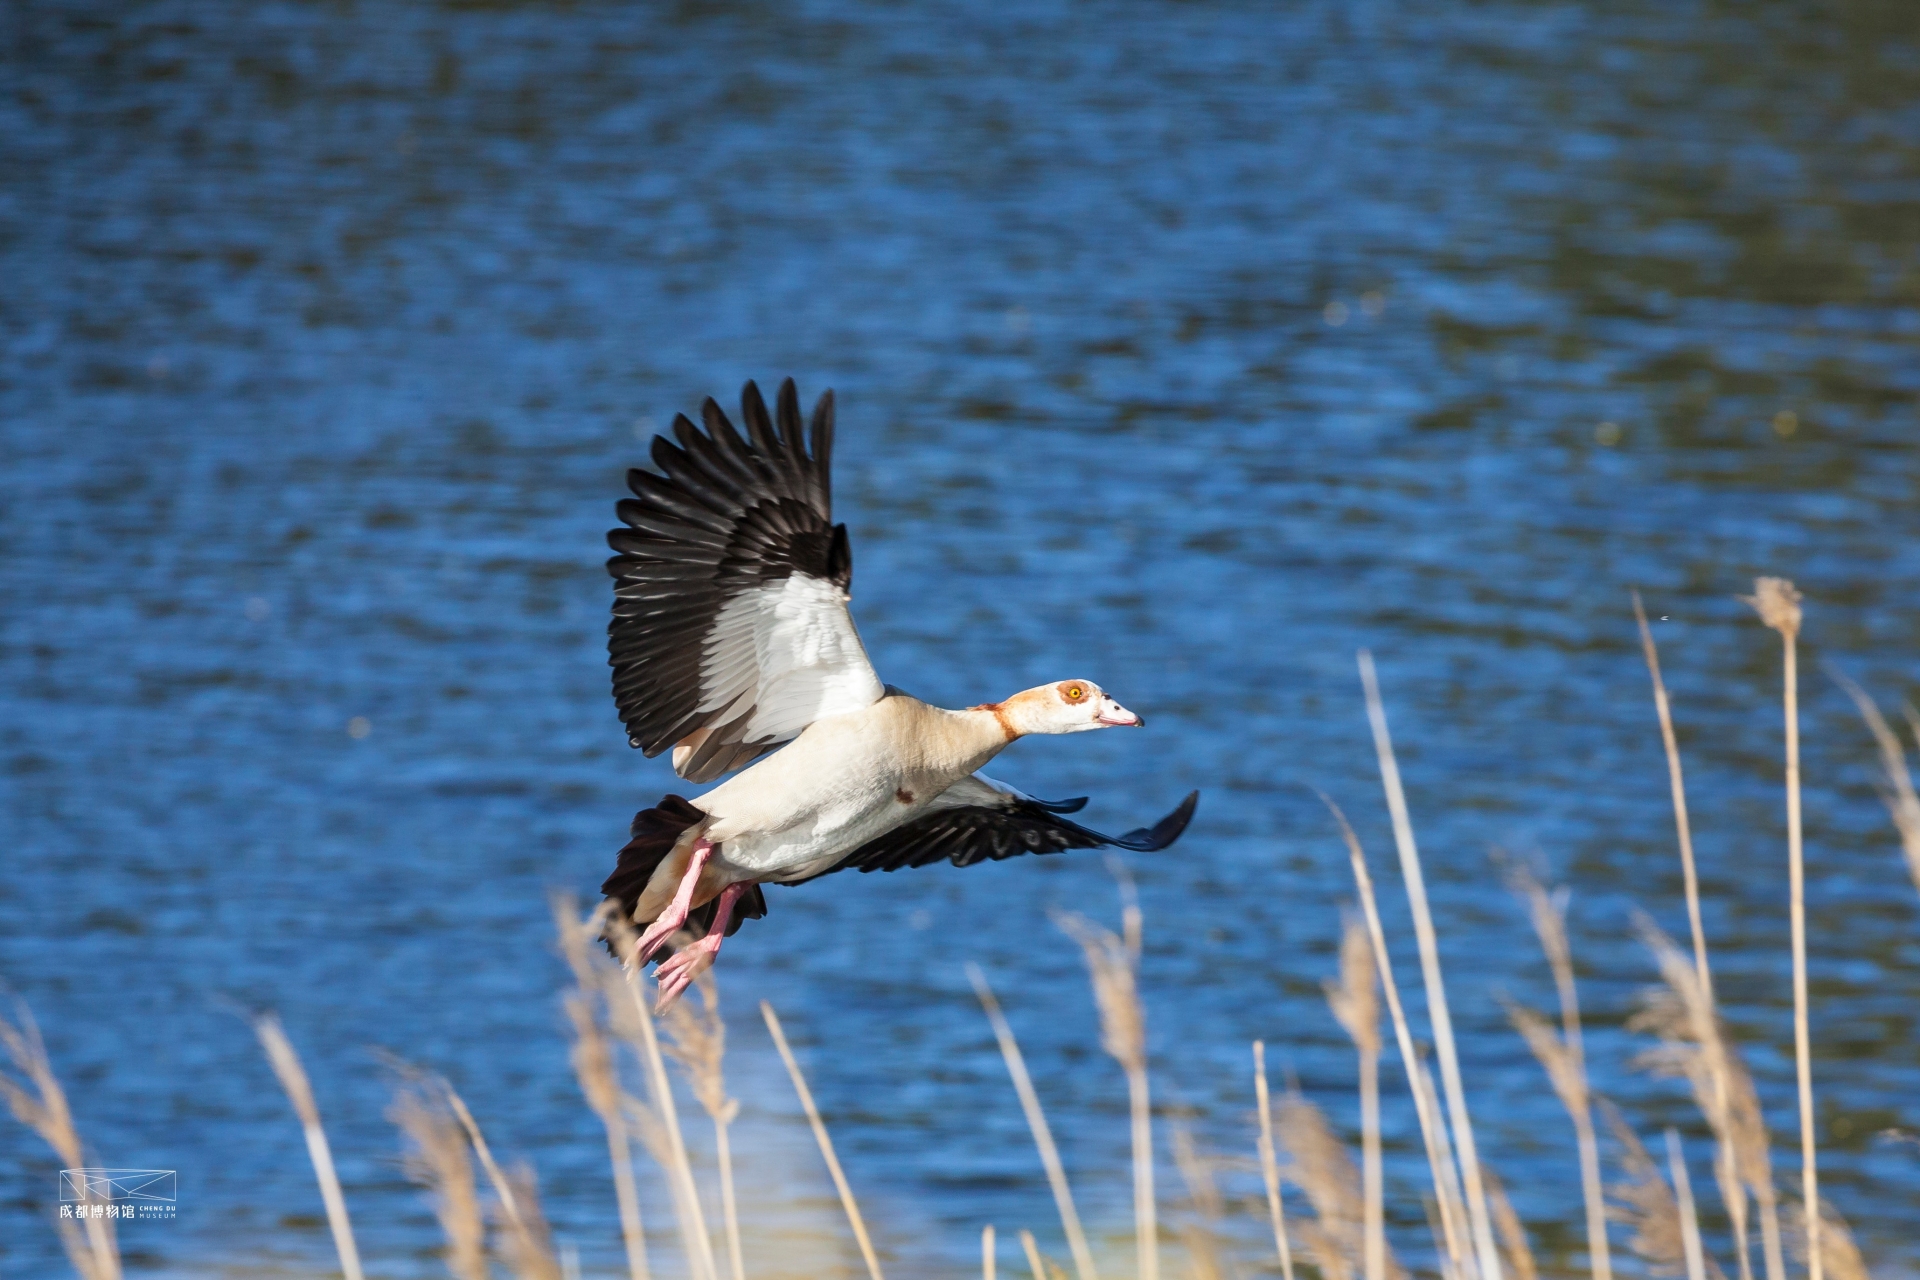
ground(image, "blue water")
xmin=4 ymin=1 xmax=1919 ymax=1275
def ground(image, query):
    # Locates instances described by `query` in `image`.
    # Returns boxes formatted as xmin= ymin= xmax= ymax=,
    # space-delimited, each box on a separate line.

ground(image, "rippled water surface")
xmin=4 ymin=1 xmax=1919 ymax=1274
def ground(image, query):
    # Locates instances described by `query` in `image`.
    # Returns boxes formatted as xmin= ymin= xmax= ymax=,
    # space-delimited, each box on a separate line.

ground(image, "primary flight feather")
xmin=599 ymin=378 xmax=1197 ymax=1008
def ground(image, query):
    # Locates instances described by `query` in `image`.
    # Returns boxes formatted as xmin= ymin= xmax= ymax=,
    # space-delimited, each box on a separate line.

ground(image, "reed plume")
xmin=1358 ymin=651 xmax=1502 ymax=1280
xmin=661 ymin=970 xmax=744 ymax=1280
xmin=1786 ymin=1198 xmax=1868 ymax=1280
xmin=1743 ymin=575 xmax=1820 ymax=1280
xmin=1054 ymin=885 xmax=1157 ymax=1280
xmin=1317 ymin=789 xmax=1471 ymax=1278
xmin=1277 ymin=1087 xmax=1402 ymax=1280
xmin=968 ymin=963 xmax=1099 ymax=1280
xmin=254 ymin=1013 xmax=364 ymax=1280
xmin=1324 ymin=912 xmax=1385 ymax=1280
xmin=761 ymin=1001 xmax=886 ymax=1280
xmin=387 ymin=1069 xmax=487 ymax=1280
xmin=1829 ymin=668 xmax=1920 ymax=898
xmin=443 ymin=1081 xmax=563 ymax=1280
xmin=1629 ymin=913 xmax=1778 ymax=1280
xmin=1601 ymin=1101 xmax=1723 ymax=1280
xmin=1501 ymin=861 xmax=1611 ymax=1280
xmin=1170 ymin=1124 xmax=1225 ymax=1280
xmin=0 ymin=994 xmax=121 ymax=1280
xmin=552 ymin=897 xmax=653 ymax=1280
xmin=1253 ymin=1041 xmax=1298 ymax=1280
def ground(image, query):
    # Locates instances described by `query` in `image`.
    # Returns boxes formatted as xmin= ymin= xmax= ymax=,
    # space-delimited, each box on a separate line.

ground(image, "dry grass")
xmin=387 ymin=1071 xmax=487 ymax=1280
xmin=1325 ymin=913 xmax=1386 ymax=1280
xmin=968 ymin=963 xmax=1100 ymax=1280
xmin=1054 ymin=890 xmax=1156 ymax=1280
xmin=1501 ymin=860 xmax=1611 ymax=1280
xmin=1628 ymin=915 xmax=1780 ymax=1280
xmin=1170 ymin=1124 xmax=1226 ymax=1280
xmin=1601 ymin=1100 xmax=1723 ymax=1280
xmin=1830 ymin=668 xmax=1920 ymax=898
xmin=253 ymin=1013 xmax=364 ymax=1280
xmin=0 ymin=994 xmax=120 ymax=1280
xmin=1787 ymin=1198 xmax=1869 ymax=1280
xmin=1744 ymin=575 xmax=1822 ymax=1280
xmin=1360 ymin=650 xmax=1502 ymax=1280
xmin=761 ymin=1000 xmax=886 ymax=1280
xmin=1253 ymin=1040 xmax=1299 ymax=1280
xmin=12 ymin=632 xmax=1903 ymax=1280
xmin=1664 ymin=1130 xmax=1708 ymax=1280
xmin=661 ymin=971 xmax=745 ymax=1280
xmin=1482 ymin=1167 xmax=1536 ymax=1280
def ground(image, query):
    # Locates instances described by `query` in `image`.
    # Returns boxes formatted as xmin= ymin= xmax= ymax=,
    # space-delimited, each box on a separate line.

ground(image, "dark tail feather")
xmin=598 ymin=795 xmax=768 ymax=963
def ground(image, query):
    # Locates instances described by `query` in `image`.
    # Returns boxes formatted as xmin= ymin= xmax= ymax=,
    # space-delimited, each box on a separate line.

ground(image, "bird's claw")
xmin=653 ymin=936 xmax=720 ymax=1012
xmin=631 ymin=914 xmax=684 ymax=969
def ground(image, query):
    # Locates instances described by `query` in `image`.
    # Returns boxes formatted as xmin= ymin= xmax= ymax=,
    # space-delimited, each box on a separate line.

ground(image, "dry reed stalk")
xmin=1316 ymin=791 xmax=1473 ymax=1279
xmin=565 ymin=991 xmax=653 ymax=1280
xmin=1629 ymin=914 xmax=1776 ymax=1280
xmin=552 ymin=898 xmax=653 ymax=1280
xmin=1053 ymin=904 xmax=1157 ymax=1280
xmin=1633 ymin=592 xmax=1714 ymax=1001
xmin=1357 ymin=650 xmax=1502 ymax=1280
xmin=1171 ymin=1125 xmax=1225 ymax=1280
xmin=1253 ymin=1041 xmax=1299 ymax=1280
xmin=1421 ymin=1196 xmax=1461 ymax=1280
xmin=760 ymin=1001 xmax=886 ymax=1280
xmin=388 ymin=1072 xmax=487 ymax=1280
xmin=443 ymin=1083 xmax=563 ymax=1280
xmin=967 ymin=963 xmax=1099 ymax=1280
xmin=1601 ymin=1102 xmax=1724 ymax=1280
xmin=601 ymin=912 xmax=719 ymax=1280
xmin=1665 ymin=1131 xmax=1708 ymax=1280
xmin=0 ymin=995 xmax=121 ymax=1280
xmin=1410 ymin=1048 xmax=1474 ymax=1280
xmin=1020 ymin=1229 xmax=1050 ymax=1280
xmin=1502 ymin=862 xmax=1611 ymax=1280
xmin=253 ymin=1014 xmax=364 ymax=1280
xmin=661 ymin=970 xmax=744 ymax=1280
xmin=1324 ymin=913 xmax=1385 ymax=1280
xmin=1829 ymin=668 xmax=1920 ymax=897
xmin=1786 ymin=1199 xmax=1868 ymax=1280
xmin=1743 ymin=576 xmax=1820 ymax=1280
xmin=1482 ymin=1167 xmax=1537 ymax=1280
xmin=985 ymin=1225 xmax=998 ymax=1280
xmin=1296 ymin=1219 xmax=1356 ymax=1280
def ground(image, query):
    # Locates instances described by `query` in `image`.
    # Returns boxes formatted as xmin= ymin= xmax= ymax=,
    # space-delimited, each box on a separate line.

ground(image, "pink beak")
xmin=1098 ymin=699 xmax=1144 ymax=727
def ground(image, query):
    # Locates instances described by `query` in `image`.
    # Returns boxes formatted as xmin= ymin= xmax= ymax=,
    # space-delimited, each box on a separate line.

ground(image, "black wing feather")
xmin=812 ymin=791 xmax=1199 ymax=879
xmin=608 ymin=378 xmax=870 ymax=776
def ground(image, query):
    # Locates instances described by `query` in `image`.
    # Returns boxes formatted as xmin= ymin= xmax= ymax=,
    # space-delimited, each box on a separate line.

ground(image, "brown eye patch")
xmin=1060 ymin=683 xmax=1086 ymax=702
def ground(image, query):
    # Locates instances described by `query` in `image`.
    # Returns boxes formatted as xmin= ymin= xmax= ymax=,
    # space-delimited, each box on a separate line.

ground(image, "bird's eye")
xmin=1065 ymin=686 xmax=1084 ymax=701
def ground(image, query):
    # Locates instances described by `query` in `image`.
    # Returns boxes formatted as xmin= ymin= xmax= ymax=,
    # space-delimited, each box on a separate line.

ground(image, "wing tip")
xmin=1115 ymin=789 xmax=1199 ymax=852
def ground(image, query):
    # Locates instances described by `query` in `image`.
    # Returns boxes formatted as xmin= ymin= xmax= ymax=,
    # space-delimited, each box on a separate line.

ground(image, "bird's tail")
xmin=599 ymin=795 xmax=766 ymax=962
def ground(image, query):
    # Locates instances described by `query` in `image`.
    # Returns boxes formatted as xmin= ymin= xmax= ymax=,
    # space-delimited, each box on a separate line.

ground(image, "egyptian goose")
xmin=599 ymin=379 xmax=1197 ymax=1008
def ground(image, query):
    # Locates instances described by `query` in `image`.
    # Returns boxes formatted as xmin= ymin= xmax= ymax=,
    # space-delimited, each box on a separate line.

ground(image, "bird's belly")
xmin=713 ymin=786 xmax=935 ymax=882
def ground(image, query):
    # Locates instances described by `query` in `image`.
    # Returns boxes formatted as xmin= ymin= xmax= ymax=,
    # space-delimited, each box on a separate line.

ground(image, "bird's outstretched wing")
xmin=812 ymin=775 xmax=1199 ymax=877
xmin=608 ymin=379 xmax=884 ymax=782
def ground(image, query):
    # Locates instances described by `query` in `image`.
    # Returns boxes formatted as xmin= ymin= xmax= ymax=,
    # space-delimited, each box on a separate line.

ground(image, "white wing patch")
xmin=698 ymin=573 xmax=885 ymax=749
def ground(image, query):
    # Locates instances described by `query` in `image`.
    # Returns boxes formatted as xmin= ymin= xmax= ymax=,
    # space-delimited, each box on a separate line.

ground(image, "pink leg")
xmin=632 ymin=837 xmax=713 ymax=967
xmin=653 ymin=881 xmax=751 ymax=1012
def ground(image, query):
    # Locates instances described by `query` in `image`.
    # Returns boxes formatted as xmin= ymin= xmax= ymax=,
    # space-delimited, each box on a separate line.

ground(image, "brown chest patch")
xmin=895 ymin=788 xmax=915 ymax=804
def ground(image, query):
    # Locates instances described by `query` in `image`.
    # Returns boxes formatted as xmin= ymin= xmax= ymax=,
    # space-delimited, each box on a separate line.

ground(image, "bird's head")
xmin=997 ymin=679 xmax=1144 ymax=736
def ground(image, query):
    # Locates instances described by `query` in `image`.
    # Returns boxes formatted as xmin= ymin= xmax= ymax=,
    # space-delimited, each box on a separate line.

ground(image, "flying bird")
xmin=599 ymin=378 xmax=1197 ymax=1008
